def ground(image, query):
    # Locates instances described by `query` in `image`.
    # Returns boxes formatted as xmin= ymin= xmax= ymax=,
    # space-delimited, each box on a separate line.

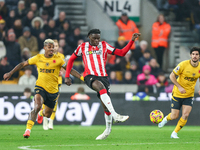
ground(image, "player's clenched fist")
xmin=65 ymin=77 xmax=72 ymax=86
xmin=132 ymin=33 xmax=141 ymax=41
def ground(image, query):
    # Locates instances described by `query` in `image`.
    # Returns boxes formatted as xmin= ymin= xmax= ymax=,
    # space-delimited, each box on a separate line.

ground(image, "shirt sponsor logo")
xmin=86 ymin=50 xmax=102 ymax=55
xmin=40 ymin=68 xmax=55 ymax=73
xmin=184 ymin=77 xmax=197 ymax=82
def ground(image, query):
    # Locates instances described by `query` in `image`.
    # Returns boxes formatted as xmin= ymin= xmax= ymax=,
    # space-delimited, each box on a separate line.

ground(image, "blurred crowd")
xmin=0 ymin=0 xmax=86 ymax=84
xmin=106 ymin=12 xmax=172 ymax=93
xmin=0 ymin=0 xmax=175 ymax=94
xmin=155 ymin=0 xmax=200 ymax=41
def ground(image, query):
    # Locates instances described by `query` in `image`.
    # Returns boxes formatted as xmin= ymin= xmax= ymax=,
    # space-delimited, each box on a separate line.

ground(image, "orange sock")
xmin=26 ymin=120 xmax=35 ymax=130
xmin=174 ymin=117 xmax=187 ymax=133
xmin=166 ymin=113 xmax=172 ymax=121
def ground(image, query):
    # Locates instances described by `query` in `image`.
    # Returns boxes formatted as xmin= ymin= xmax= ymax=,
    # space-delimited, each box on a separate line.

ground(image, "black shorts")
xmin=170 ymin=95 xmax=193 ymax=110
xmin=84 ymin=75 xmax=110 ymax=98
xmin=34 ymin=86 xmax=59 ymax=109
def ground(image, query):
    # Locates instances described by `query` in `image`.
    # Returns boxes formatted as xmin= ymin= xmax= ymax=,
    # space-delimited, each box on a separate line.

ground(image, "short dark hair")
xmin=190 ymin=47 xmax=200 ymax=54
xmin=87 ymin=29 xmax=101 ymax=37
xmin=144 ymin=50 xmax=151 ymax=54
xmin=24 ymin=87 xmax=31 ymax=93
xmin=24 ymin=66 xmax=32 ymax=71
xmin=158 ymin=72 xmax=165 ymax=76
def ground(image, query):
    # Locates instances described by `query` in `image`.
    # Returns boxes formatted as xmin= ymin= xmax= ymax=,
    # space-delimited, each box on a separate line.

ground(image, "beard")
xmin=192 ymin=59 xmax=198 ymax=63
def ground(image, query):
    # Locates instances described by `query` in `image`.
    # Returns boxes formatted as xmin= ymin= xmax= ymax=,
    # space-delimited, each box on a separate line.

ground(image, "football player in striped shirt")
xmin=65 ymin=29 xmax=141 ymax=140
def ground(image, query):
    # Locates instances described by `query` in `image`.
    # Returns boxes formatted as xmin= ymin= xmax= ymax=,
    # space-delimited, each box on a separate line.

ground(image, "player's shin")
xmin=23 ymin=120 xmax=34 ymax=138
xmin=104 ymin=111 xmax=112 ymax=131
xmin=50 ymin=101 xmax=57 ymax=120
xmin=26 ymin=120 xmax=35 ymax=131
xmin=96 ymin=112 xmax=112 ymax=140
xmin=174 ymin=117 xmax=187 ymax=133
xmin=49 ymin=112 xmax=55 ymax=129
xmin=23 ymin=110 xmax=36 ymax=138
xmin=43 ymin=117 xmax=48 ymax=130
xmin=50 ymin=111 xmax=56 ymax=120
xmin=49 ymin=101 xmax=57 ymax=129
xmin=99 ymin=89 xmax=118 ymax=118
xmin=166 ymin=113 xmax=172 ymax=121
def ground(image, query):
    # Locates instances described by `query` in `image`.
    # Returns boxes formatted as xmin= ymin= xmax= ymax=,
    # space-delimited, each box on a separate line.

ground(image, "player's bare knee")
xmin=182 ymin=113 xmax=189 ymax=120
xmin=171 ymin=113 xmax=179 ymax=120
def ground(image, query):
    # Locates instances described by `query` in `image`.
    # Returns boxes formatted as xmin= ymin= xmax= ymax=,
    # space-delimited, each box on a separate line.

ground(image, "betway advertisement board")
xmin=1 ymin=93 xmax=200 ymax=125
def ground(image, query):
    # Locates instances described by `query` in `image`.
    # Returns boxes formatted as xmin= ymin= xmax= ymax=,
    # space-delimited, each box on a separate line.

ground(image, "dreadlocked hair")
xmin=87 ymin=29 xmax=101 ymax=37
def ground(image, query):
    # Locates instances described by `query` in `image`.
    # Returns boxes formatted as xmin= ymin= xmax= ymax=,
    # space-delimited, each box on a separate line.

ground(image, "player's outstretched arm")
xmin=113 ymin=33 xmax=141 ymax=56
xmin=65 ymin=68 xmax=84 ymax=85
xmin=64 ymin=53 xmax=78 ymax=86
xmin=3 ymin=61 xmax=29 ymax=81
xmin=70 ymin=68 xmax=82 ymax=80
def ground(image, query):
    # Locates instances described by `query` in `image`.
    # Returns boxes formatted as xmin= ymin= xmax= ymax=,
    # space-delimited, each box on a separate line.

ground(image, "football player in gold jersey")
xmin=158 ymin=47 xmax=200 ymax=138
xmin=3 ymin=39 xmax=82 ymax=138
xmin=39 ymin=39 xmax=65 ymax=130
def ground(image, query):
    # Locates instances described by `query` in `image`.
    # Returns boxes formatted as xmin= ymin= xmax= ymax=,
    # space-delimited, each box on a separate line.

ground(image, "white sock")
xmin=100 ymin=93 xmax=118 ymax=118
xmin=26 ymin=129 xmax=31 ymax=132
xmin=105 ymin=113 xmax=112 ymax=132
xmin=43 ymin=117 xmax=48 ymax=122
xmin=49 ymin=119 xmax=53 ymax=124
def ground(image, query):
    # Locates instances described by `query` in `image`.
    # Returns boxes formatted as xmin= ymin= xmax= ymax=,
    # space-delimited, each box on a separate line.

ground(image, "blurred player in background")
xmin=4 ymin=39 xmax=82 ymax=138
xmin=158 ymin=47 xmax=200 ymax=138
xmin=65 ymin=29 xmax=141 ymax=140
xmin=38 ymin=39 xmax=68 ymax=130
xmin=23 ymin=87 xmax=33 ymax=99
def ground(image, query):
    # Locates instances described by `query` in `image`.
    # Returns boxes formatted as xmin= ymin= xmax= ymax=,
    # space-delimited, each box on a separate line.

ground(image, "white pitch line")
xmin=18 ymin=142 xmax=200 ymax=150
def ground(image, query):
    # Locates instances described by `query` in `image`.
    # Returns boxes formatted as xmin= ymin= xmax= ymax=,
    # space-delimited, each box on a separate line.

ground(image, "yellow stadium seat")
xmin=116 ymin=71 xmax=123 ymax=81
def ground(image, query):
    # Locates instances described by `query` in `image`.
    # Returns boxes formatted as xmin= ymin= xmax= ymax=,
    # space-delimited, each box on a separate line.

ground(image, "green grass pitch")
xmin=0 ymin=125 xmax=200 ymax=150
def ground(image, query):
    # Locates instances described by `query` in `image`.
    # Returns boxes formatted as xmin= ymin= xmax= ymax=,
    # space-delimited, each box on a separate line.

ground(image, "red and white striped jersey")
xmin=74 ymin=41 xmax=115 ymax=77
